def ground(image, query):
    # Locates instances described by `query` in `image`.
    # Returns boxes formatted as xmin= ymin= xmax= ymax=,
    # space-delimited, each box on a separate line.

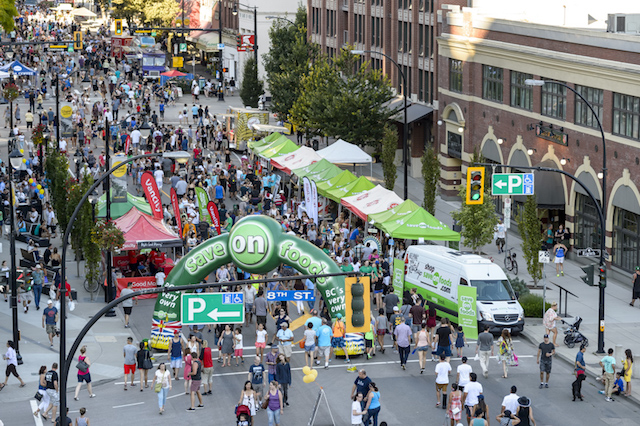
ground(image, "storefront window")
xmin=614 ymin=208 xmax=640 ymax=272
xmin=574 ymin=193 xmax=599 ymax=249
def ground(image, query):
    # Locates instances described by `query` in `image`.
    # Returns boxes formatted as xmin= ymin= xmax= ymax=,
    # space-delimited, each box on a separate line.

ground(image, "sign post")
xmin=492 ymin=173 xmax=535 ymax=196
xmin=181 ymin=293 xmax=244 ymax=325
xmin=539 ymin=250 xmax=550 ymax=317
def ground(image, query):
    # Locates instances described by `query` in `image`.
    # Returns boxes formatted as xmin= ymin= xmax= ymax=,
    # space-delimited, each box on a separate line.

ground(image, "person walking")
xmin=362 ymin=382 xmax=381 ymax=426
xmin=393 ymin=319 xmax=412 ymax=370
xmin=238 ymin=381 xmax=258 ymax=423
xmin=446 ymin=383 xmax=463 ymax=426
xmin=463 ymin=373 xmax=483 ymax=425
xmin=218 ymin=324 xmax=234 ymax=367
xmin=536 ymin=334 xmax=555 ymax=389
xmin=476 ymin=326 xmax=494 ymax=378
xmin=498 ymin=329 xmax=513 ymax=379
xmin=120 ymin=282 xmax=138 ymax=328
xmin=303 ymin=321 xmax=316 ymax=368
xmin=42 ymin=299 xmax=59 ymax=347
xmin=622 ymin=349 xmax=633 ymax=396
xmin=434 ymin=318 xmax=454 ymax=362
xmin=631 ymin=267 xmax=640 ymax=307
xmin=73 ymin=346 xmax=95 ymax=400
xmin=201 ymin=340 xmax=214 ymax=395
xmin=248 ymin=356 xmax=266 ymax=406
xmin=186 ymin=352 xmax=203 ymax=411
xmin=415 ymin=323 xmax=431 ymax=373
xmin=33 ymin=365 xmax=50 ymax=419
xmin=74 ymin=407 xmax=90 ymax=426
xmin=599 ymin=347 xmax=616 ymax=402
xmin=1 ymin=340 xmax=26 ymax=389
xmin=275 ymin=353 xmax=291 ymax=406
xmin=32 ymin=264 xmax=45 ymax=310
xmin=515 ymin=396 xmax=536 ymax=426
xmin=265 ymin=380 xmax=284 ymax=426
xmin=152 ymin=363 xmax=171 ymax=415
xmin=542 ymin=302 xmax=561 ymax=346
xmin=553 ymin=242 xmax=567 ymax=277
xmin=435 ymin=354 xmax=452 ymax=409
xmin=316 ymin=318 xmax=333 ymax=369
xmin=276 ymin=322 xmax=294 ymax=362
xmin=496 ymin=410 xmax=521 ymax=426
xmin=471 ymin=408 xmax=489 ymax=426
xmin=137 ymin=341 xmax=152 ymax=390
xmin=501 ymin=386 xmax=519 ymax=415
xmin=168 ymin=331 xmax=182 ymax=380
xmin=43 ymin=363 xmax=60 ymax=421
xmin=351 ymin=393 xmax=365 ymax=426
xmin=495 ymin=219 xmax=506 ymax=253
xmin=123 ymin=337 xmax=138 ymax=390
xmin=332 ymin=313 xmax=351 ymax=363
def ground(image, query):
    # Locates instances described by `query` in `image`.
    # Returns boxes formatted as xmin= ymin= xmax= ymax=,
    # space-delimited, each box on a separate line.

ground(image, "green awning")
xmin=325 ymin=176 xmax=375 ymax=203
xmin=305 ymin=163 xmax=342 ymax=182
xmin=369 ymin=199 xmax=421 ymax=224
xmin=97 ymin=191 xmax=152 ymax=219
xmin=374 ymin=201 xmax=460 ymax=241
xmin=316 ymin=170 xmax=357 ymax=197
xmin=259 ymin=139 xmax=300 ymax=158
xmin=293 ymin=159 xmax=336 ymax=178
xmin=253 ymin=135 xmax=290 ymax=153
xmin=248 ymin=132 xmax=282 ymax=150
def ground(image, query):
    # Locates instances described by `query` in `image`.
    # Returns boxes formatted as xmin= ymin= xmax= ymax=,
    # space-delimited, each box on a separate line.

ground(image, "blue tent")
xmin=0 ymin=61 xmax=37 ymax=76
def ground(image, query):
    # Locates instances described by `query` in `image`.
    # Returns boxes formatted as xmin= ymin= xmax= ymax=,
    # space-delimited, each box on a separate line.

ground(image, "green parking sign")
xmin=179 ymin=43 xmax=187 ymax=53
xmin=181 ymin=293 xmax=245 ymax=325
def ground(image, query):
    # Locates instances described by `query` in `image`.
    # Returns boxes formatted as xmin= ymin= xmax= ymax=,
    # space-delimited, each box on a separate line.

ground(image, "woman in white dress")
xmin=238 ymin=380 xmax=257 ymax=423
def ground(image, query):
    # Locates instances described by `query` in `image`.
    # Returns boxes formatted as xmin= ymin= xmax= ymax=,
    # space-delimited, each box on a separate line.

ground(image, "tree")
xmin=381 ymin=124 xmax=397 ymax=191
xmin=263 ymin=7 xmax=317 ymax=122
xmin=421 ymin=145 xmax=440 ymax=215
xmin=144 ymin=0 xmax=181 ymax=26
xmin=0 ymin=0 xmax=18 ymax=33
xmin=239 ymin=57 xmax=264 ymax=108
xmin=67 ymin=177 xmax=99 ymax=281
xmin=111 ymin=0 xmax=145 ymax=28
xmin=517 ymin=194 xmax=543 ymax=285
xmin=44 ymin=148 xmax=71 ymax=233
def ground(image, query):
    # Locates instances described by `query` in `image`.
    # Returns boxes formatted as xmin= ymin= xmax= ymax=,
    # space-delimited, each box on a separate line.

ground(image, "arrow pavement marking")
xmin=495 ymin=180 xmax=507 ymax=189
xmin=207 ymin=308 xmax=241 ymax=321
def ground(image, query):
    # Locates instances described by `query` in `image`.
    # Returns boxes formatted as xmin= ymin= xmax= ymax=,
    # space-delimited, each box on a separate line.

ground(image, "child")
xmin=255 ymin=323 xmax=267 ymax=363
xmin=455 ymin=326 xmax=467 ymax=357
xmin=613 ymin=372 xmax=625 ymax=396
xmin=365 ymin=320 xmax=375 ymax=359
xmin=234 ymin=327 xmax=244 ymax=366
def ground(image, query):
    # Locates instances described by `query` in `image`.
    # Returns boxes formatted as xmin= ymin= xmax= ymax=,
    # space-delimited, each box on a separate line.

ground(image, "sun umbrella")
xmin=161 ymin=70 xmax=187 ymax=77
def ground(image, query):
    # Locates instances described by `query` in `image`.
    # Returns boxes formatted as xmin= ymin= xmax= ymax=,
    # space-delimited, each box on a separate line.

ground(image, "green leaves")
xmin=0 ymin=0 xmax=17 ymax=33
xmin=239 ymin=57 xmax=264 ymax=108
xmin=422 ymin=146 xmax=440 ymax=215
xmin=517 ymin=194 xmax=543 ymax=284
xmin=143 ymin=0 xmax=181 ymax=26
xmin=381 ymin=124 xmax=397 ymax=191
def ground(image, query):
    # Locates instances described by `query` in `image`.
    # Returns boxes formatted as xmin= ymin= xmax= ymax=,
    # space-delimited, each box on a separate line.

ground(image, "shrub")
xmin=519 ymin=293 xmax=550 ymax=318
xmin=508 ymin=275 xmax=530 ymax=298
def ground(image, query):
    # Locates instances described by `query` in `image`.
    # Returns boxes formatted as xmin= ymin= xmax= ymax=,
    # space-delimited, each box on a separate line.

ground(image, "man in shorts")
xmin=120 ymin=282 xmax=138 ymax=328
xmin=435 ymin=354 xmax=452 ymax=408
xmin=123 ymin=337 xmax=138 ymax=390
xmin=186 ymin=352 xmax=203 ymax=411
xmin=463 ymin=373 xmax=483 ymax=424
xmin=42 ymin=300 xmax=58 ymax=348
xmin=248 ymin=356 xmax=266 ymax=405
xmin=316 ymin=318 xmax=333 ymax=369
xmin=254 ymin=289 xmax=268 ymax=327
xmin=276 ymin=321 xmax=294 ymax=361
xmin=331 ymin=314 xmax=351 ymax=363
xmin=243 ymin=284 xmax=257 ymax=326
xmin=536 ymin=334 xmax=555 ymax=388
xmin=168 ymin=331 xmax=183 ymax=380
xmin=43 ymin=363 xmax=60 ymax=421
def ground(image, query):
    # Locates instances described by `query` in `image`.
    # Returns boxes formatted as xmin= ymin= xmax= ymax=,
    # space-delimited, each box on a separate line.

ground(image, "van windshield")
xmin=470 ymin=279 xmax=515 ymax=301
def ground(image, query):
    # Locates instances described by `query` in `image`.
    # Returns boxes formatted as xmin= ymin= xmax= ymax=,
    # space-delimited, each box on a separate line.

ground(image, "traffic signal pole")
xmin=477 ymin=162 xmax=607 ymax=353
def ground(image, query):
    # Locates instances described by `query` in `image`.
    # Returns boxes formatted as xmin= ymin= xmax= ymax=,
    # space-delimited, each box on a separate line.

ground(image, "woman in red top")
xmin=201 ymin=340 xmax=214 ymax=395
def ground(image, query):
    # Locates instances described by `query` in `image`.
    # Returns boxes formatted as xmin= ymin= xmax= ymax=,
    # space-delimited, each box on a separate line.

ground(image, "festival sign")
xmin=140 ymin=171 xmax=163 ymax=220
xmin=195 ymin=186 xmax=211 ymax=224
xmin=206 ymin=201 xmax=221 ymax=235
xmin=170 ymin=188 xmax=182 ymax=238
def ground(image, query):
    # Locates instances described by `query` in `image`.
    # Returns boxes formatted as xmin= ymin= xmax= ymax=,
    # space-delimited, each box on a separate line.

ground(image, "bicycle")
xmin=83 ymin=276 xmax=102 ymax=294
xmin=504 ymin=247 xmax=518 ymax=275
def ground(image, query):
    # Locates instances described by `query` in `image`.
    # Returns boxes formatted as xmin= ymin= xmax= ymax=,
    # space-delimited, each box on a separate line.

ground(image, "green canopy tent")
xmin=97 ymin=192 xmax=152 ymax=218
xmin=252 ymin=134 xmax=290 ymax=154
xmin=292 ymin=158 xmax=335 ymax=178
xmin=248 ymin=132 xmax=282 ymax=150
xmin=373 ymin=201 xmax=460 ymax=241
xmin=305 ymin=162 xmax=342 ymax=182
xmin=316 ymin=169 xmax=357 ymax=197
xmin=368 ymin=199 xmax=421 ymax=224
xmin=258 ymin=139 xmax=300 ymax=158
xmin=325 ymin=176 xmax=375 ymax=203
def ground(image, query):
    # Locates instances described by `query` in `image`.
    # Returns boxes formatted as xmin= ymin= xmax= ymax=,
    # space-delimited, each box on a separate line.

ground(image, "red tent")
xmin=114 ymin=208 xmax=182 ymax=250
xmin=160 ymin=70 xmax=187 ymax=77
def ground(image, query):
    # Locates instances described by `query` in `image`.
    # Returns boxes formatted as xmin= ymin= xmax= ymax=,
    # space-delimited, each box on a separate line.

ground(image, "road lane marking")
xmin=30 ymin=400 xmax=43 ymax=426
xmin=112 ymin=401 xmax=145 ymax=409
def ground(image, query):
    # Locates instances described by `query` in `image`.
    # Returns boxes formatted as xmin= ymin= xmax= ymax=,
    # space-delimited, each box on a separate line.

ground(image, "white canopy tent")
xmin=71 ymin=7 xmax=97 ymax=17
xmin=340 ymin=185 xmax=404 ymax=221
xmin=316 ymin=139 xmax=373 ymax=176
xmin=271 ymin=146 xmax=322 ymax=175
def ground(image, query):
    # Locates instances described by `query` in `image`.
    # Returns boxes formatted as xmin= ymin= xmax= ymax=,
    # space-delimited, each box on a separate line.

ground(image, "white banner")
xmin=310 ymin=180 xmax=318 ymax=224
xmin=302 ymin=177 xmax=312 ymax=220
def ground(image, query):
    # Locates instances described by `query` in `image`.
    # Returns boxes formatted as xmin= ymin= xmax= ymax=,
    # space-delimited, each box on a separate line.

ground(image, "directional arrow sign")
xmin=492 ymin=173 xmax=535 ymax=196
xmin=181 ymin=293 xmax=245 ymax=325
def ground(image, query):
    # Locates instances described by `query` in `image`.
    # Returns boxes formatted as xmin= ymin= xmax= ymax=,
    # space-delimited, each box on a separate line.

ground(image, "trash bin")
xmin=71 ymin=289 xmax=78 ymax=301
xmin=312 ymin=139 xmax=319 ymax=150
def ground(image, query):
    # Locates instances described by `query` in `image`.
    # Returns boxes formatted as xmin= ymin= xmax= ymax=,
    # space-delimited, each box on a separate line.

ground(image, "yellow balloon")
xmin=37 ymin=184 xmax=42 ymax=189
xmin=28 ymin=179 xmax=33 ymax=184
xmin=22 ymin=158 xmax=26 ymax=163
xmin=303 ymin=374 xmax=315 ymax=384
xmin=19 ymin=149 xmax=24 ymax=154
xmin=310 ymin=369 xmax=318 ymax=378
xmin=39 ymin=189 xmax=44 ymax=194
xmin=302 ymin=366 xmax=311 ymax=376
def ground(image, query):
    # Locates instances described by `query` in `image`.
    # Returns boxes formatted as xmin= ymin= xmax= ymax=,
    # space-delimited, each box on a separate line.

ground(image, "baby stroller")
xmin=562 ymin=316 xmax=588 ymax=348
xmin=235 ymin=404 xmax=252 ymax=426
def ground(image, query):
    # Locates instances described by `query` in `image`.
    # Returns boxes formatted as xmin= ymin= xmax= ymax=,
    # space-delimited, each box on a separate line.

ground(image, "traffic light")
xmin=598 ymin=265 xmax=607 ymax=288
xmin=236 ymin=34 xmax=243 ymax=48
xmin=73 ymin=31 xmax=83 ymax=51
xmin=344 ymin=276 xmax=370 ymax=333
xmin=580 ymin=264 xmax=594 ymax=286
xmin=466 ymin=166 xmax=485 ymax=205
xmin=115 ymin=19 xmax=123 ymax=36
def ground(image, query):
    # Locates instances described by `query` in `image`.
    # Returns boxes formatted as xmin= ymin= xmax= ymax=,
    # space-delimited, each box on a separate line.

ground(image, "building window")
xmin=447 ymin=131 xmax=462 ymax=159
xmin=482 ymin=65 xmax=503 ymax=102
xmin=418 ymin=69 xmax=424 ymax=101
xmin=613 ymin=93 xmax=640 ymax=140
xmin=575 ymin=193 xmax=600 ymax=250
xmin=614 ymin=208 xmax=640 ymax=272
xmin=418 ymin=24 xmax=424 ymax=56
xmin=419 ymin=0 xmax=424 ymax=11
xmin=541 ymin=79 xmax=566 ymax=119
xmin=510 ymin=71 xmax=533 ymax=111
xmin=325 ymin=10 xmax=336 ymax=37
xmin=575 ymin=85 xmax=603 ymax=129
xmin=311 ymin=8 xmax=320 ymax=34
xmin=449 ymin=59 xmax=463 ymax=93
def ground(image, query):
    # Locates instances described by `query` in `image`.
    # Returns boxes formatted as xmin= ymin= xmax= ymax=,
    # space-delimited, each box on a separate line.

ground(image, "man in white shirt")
xmin=463 ymin=373 xmax=484 ymax=425
xmin=155 ymin=270 xmax=166 ymax=287
xmin=435 ymin=354 xmax=452 ymax=409
xmin=501 ymin=386 xmax=520 ymax=415
xmin=456 ymin=356 xmax=473 ymax=398
xmin=153 ymin=167 xmax=164 ymax=191
xmin=130 ymin=128 xmax=141 ymax=151
xmin=243 ymin=284 xmax=257 ymax=326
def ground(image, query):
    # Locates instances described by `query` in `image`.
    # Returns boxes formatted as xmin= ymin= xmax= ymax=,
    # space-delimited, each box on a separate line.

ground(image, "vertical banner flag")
xmin=392 ymin=259 xmax=404 ymax=305
xmin=207 ymin=201 xmax=221 ymax=235
xmin=111 ymin=154 xmax=129 ymax=203
xmin=457 ymin=285 xmax=478 ymax=340
xmin=302 ymin=177 xmax=312 ymax=219
xmin=170 ymin=188 xmax=182 ymax=238
xmin=124 ymin=134 xmax=131 ymax=154
xmin=310 ymin=180 xmax=318 ymax=224
xmin=141 ymin=171 xmax=163 ymax=220
xmin=195 ymin=186 xmax=212 ymax=224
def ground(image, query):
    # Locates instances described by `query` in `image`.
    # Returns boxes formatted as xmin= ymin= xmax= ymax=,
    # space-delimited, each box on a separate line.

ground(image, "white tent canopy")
xmin=271 ymin=146 xmax=322 ymax=175
xmin=71 ymin=7 xmax=97 ymax=17
xmin=340 ymin=185 xmax=404 ymax=221
xmin=317 ymin=139 xmax=373 ymax=176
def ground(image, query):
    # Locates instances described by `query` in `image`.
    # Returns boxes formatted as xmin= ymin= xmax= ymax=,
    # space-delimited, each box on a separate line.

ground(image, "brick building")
xmin=437 ymin=7 xmax=640 ymax=275
xmin=307 ymin=0 xmax=465 ymax=177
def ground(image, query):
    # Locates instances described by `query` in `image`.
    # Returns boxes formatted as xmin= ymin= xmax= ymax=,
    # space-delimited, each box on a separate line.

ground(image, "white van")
xmin=404 ymin=245 xmax=524 ymax=334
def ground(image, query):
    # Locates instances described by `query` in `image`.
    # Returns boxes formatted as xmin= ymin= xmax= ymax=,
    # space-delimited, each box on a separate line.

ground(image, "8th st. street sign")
xmin=181 ymin=293 xmax=245 ymax=325
xmin=492 ymin=173 xmax=535 ymax=195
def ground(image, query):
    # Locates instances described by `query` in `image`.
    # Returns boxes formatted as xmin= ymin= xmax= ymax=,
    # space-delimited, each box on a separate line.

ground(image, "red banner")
xmin=141 ymin=171 xmax=163 ymax=220
xmin=116 ymin=277 xmax=158 ymax=299
xmin=124 ymin=135 xmax=131 ymax=154
xmin=112 ymin=256 xmax=130 ymax=269
xmin=171 ymin=188 xmax=182 ymax=238
xmin=207 ymin=201 xmax=221 ymax=235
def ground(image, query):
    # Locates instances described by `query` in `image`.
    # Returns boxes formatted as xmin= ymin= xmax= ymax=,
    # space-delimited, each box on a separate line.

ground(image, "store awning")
xmin=574 ymin=171 xmax=601 ymax=201
xmin=514 ymin=159 xmax=565 ymax=209
xmin=189 ymin=32 xmax=221 ymax=52
xmin=391 ymin=103 xmax=433 ymax=123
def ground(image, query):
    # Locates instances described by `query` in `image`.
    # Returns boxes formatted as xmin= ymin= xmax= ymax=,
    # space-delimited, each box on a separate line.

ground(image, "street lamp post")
xmin=232 ymin=2 xmax=258 ymax=67
xmin=352 ymin=49 xmax=408 ymax=200
xmin=525 ymin=78 xmax=607 ymax=353
xmin=8 ymin=144 xmax=24 ymax=363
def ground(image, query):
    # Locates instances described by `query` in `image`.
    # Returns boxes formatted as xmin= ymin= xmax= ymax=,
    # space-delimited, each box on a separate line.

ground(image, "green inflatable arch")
xmin=150 ymin=215 xmax=346 ymax=349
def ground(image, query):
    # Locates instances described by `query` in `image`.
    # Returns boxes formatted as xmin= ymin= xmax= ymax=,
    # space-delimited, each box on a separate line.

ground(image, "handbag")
xmin=34 ymin=391 xmax=43 ymax=401
xmin=154 ymin=381 xmax=162 ymax=393
xmin=142 ymin=352 xmax=154 ymax=370
xmin=76 ymin=360 xmax=89 ymax=373
xmin=299 ymin=340 xmax=305 ymax=350
xmin=508 ymin=352 xmax=519 ymax=367
xmin=261 ymin=394 xmax=270 ymax=410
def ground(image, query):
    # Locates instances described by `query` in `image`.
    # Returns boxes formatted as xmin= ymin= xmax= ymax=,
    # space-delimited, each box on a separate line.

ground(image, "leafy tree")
xmin=0 ymin=0 xmax=17 ymax=33
xmin=239 ymin=57 xmax=264 ymax=108
xmin=263 ymin=7 xmax=317 ymax=121
xmin=111 ymin=0 xmax=145 ymax=28
xmin=44 ymin=148 xmax=71 ymax=233
xmin=381 ymin=124 xmax=397 ymax=191
xmin=67 ymin=177 xmax=99 ymax=284
xmin=517 ymin=194 xmax=543 ymax=285
xmin=421 ymin=145 xmax=440 ymax=215
xmin=144 ymin=0 xmax=181 ymax=26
